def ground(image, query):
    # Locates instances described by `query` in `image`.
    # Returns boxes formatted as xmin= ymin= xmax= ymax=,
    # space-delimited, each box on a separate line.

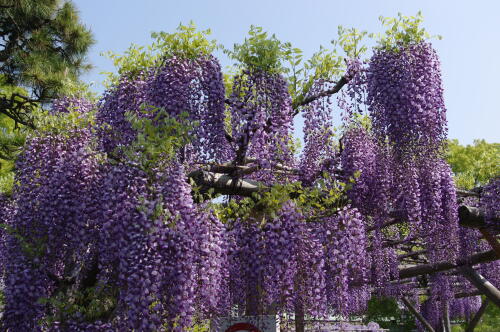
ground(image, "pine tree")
xmin=0 ymin=0 xmax=94 ymax=127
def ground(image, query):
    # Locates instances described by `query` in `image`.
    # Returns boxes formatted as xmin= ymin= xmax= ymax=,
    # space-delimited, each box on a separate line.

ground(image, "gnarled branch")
xmin=292 ymin=76 xmax=348 ymax=112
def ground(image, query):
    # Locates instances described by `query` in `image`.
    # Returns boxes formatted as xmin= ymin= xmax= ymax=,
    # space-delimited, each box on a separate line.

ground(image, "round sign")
xmin=225 ymin=322 xmax=262 ymax=332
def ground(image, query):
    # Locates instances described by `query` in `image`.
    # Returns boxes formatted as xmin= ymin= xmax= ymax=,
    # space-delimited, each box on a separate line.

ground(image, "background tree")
xmin=446 ymin=139 xmax=500 ymax=190
xmin=364 ymin=297 xmax=416 ymax=331
xmin=446 ymin=140 xmax=499 ymax=331
xmin=0 ymin=0 xmax=93 ymax=126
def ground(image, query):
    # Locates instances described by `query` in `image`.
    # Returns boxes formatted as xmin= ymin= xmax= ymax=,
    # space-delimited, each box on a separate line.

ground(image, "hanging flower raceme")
xmin=340 ymin=127 xmax=378 ymax=213
xmin=147 ymin=56 xmax=229 ymax=163
xmin=96 ymin=75 xmax=149 ymax=154
xmin=97 ymin=160 xmax=229 ymax=331
xmin=422 ymin=273 xmax=454 ymax=331
xmin=339 ymin=58 xmax=367 ymax=119
xmin=369 ymin=229 xmax=400 ymax=298
xmin=292 ymin=220 xmax=328 ymax=318
xmin=226 ymin=218 xmax=267 ymax=316
xmin=228 ymin=69 xmax=295 ymax=182
xmin=449 ymin=296 xmax=482 ymax=322
xmin=367 ymin=42 xmax=447 ymax=154
xmin=481 ymin=178 xmax=499 ymax=231
xmin=299 ymin=80 xmax=337 ymax=186
xmin=418 ymin=159 xmax=459 ymax=264
xmin=97 ymin=55 xmax=229 ymax=163
xmin=51 ymin=97 xmax=95 ymax=115
xmin=260 ymin=201 xmax=301 ymax=311
xmin=2 ymin=129 xmax=102 ymax=330
xmin=198 ymin=56 xmax=233 ymax=162
xmin=321 ymin=206 xmax=370 ymax=316
xmin=0 ymin=194 xmax=14 ymax=293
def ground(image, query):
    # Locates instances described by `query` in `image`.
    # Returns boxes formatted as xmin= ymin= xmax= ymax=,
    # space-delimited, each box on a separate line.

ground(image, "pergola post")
xmin=465 ymin=298 xmax=489 ymax=332
xmin=459 ymin=266 xmax=500 ymax=308
xmin=443 ymin=302 xmax=451 ymax=332
xmin=401 ymin=297 xmax=435 ymax=332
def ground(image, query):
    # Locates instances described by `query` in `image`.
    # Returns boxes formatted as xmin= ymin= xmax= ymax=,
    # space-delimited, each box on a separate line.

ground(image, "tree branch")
xmin=458 ymin=206 xmax=488 ymax=228
xmin=459 ymin=205 xmax=500 ymax=256
xmin=292 ymin=76 xmax=348 ymax=113
xmin=188 ymin=170 xmax=265 ymax=197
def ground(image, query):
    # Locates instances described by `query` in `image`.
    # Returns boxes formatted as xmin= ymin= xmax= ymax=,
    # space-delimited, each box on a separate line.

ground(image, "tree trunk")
xmin=294 ymin=301 xmax=305 ymax=332
xmin=245 ymin=284 xmax=260 ymax=316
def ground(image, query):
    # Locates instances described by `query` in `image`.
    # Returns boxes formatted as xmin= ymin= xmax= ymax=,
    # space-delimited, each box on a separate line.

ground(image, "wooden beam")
xmin=399 ymin=250 xmax=497 ymax=280
xmin=455 ymin=290 xmax=483 ymax=299
xmin=459 ymin=266 xmax=500 ymax=308
xmin=398 ymin=249 xmax=428 ymax=260
xmin=456 ymin=189 xmax=481 ymax=198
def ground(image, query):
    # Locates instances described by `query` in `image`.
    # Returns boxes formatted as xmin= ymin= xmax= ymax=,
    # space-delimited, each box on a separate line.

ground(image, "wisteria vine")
xmin=0 ymin=20 xmax=497 ymax=332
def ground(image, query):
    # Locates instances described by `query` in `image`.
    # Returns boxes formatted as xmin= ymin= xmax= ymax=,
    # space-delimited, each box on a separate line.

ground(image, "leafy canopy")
xmin=0 ymin=0 xmax=94 ymax=126
xmin=102 ymin=22 xmax=217 ymax=87
xmin=224 ymin=25 xmax=293 ymax=74
xmin=372 ymin=11 xmax=441 ymax=51
xmin=446 ymin=139 xmax=500 ymax=189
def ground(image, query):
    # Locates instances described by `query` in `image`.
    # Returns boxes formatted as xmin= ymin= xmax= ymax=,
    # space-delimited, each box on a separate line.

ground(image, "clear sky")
xmin=73 ymin=0 xmax=500 ymax=145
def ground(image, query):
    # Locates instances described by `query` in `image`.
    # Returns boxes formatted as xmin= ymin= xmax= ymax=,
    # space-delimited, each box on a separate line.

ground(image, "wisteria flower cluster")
xmin=367 ymin=42 xmax=447 ymax=153
xmin=228 ymin=69 xmax=295 ymax=182
xmin=0 ymin=24 xmax=492 ymax=332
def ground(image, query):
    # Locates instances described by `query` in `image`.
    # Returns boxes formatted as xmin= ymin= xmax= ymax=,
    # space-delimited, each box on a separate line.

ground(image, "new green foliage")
xmin=102 ymin=22 xmax=217 ymax=87
xmin=372 ymin=11 xmax=441 ymax=51
xmin=446 ymin=139 xmax=500 ymax=189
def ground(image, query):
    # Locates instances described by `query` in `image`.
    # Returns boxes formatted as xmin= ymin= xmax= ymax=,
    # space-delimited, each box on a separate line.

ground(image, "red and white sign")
xmin=212 ymin=315 xmax=279 ymax=332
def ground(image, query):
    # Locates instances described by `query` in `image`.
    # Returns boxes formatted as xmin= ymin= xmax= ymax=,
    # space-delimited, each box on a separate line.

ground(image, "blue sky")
xmin=73 ymin=0 xmax=500 ymax=145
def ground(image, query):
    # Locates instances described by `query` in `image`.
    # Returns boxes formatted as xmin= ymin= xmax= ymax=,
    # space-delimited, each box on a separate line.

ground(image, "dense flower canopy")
xmin=0 ymin=19 xmax=498 ymax=332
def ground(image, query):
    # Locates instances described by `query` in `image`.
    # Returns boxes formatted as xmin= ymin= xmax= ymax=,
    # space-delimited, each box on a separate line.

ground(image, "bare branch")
xmin=189 ymin=170 xmax=265 ymax=197
xmin=292 ymin=76 xmax=348 ymax=113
